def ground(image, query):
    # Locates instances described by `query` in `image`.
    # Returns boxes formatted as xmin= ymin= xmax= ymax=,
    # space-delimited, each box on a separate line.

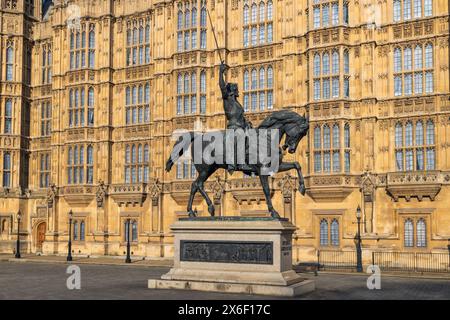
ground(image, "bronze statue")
xmin=219 ymin=62 xmax=254 ymax=173
xmin=166 ymin=64 xmax=309 ymax=219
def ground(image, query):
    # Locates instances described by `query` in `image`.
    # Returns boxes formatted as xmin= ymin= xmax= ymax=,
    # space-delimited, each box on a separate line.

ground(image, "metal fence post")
xmin=372 ymin=251 xmax=375 ymax=267
xmin=317 ymin=249 xmax=320 ymax=272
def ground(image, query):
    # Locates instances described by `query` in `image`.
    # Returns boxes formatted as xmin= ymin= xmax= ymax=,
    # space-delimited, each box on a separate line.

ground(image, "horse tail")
xmin=165 ymin=132 xmax=194 ymax=172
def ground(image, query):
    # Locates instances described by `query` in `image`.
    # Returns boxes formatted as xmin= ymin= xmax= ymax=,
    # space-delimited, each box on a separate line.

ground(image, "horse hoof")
xmin=299 ymin=185 xmax=306 ymax=196
xmin=270 ymin=211 xmax=281 ymax=219
xmin=188 ymin=210 xmax=197 ymax=218
xmin=208 ymin=205 xmax=215 ymax=217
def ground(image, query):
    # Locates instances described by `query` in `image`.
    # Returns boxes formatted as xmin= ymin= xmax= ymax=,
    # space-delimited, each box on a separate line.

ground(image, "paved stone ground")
xmin=0 ymin=261 xmax=449 ymax=300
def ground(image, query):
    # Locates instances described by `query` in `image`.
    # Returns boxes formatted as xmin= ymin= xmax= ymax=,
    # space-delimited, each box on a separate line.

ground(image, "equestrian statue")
xmin=166 ymin=62 xmax=309 ymax=219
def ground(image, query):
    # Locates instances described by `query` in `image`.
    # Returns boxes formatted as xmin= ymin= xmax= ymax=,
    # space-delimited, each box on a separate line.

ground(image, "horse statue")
xmin=165 ymin=109 xmax=309 ymax=219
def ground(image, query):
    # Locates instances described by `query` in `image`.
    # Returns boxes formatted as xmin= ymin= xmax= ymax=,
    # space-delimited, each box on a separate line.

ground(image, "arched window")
xmin=344 ymin=123 xmax=351 ymax=172
xmin=323 ymin=125 xmax=330 ymax=149
xmin=415 ymin=120 xmax=424 ymax=170
xmin=88 ymin=87 xmax=94 ymax=125
xmin=184 ymin=74 xmax=190 ymax=94
xmin=395 ymin=123 xmax=404 ymax=171
xmin=200 ymin=6 xmax=207 ymax=27
xmin=243 ymin=5 xmax=249 ymax=25
xmin=2 ymin=152 xmax=11 ymax=187
xmin=333 ymin=124 xmax=340 ymax=148
xmin=395 ymin=123 xmax=403 ymax=147
xmin=79 ymin=146 xmax=85 ymax=183
xmin=267 ymin=66 xmax=273 ymax=88
xmin=404 ymin=47 xmax=412 ymax=70
xmin=132 ymin=220 xmax=138 ymax=241
xmin=426 ymin=120 xmax=434 ymax=145
xmin=314 ymin=126 xmax=321 ymax=149
xmin=73 ymin=221 xmax=79 ymax=241
xmin=405 ymin=121 xmax=413 ymax=146
xmin=144 ymin=144 xmax=149 ymax=182
xmin=416 ymin=121 xmax=424 ymax=145
xmin=4 ymin=99 xmax=12 ymax=134
xmin=191 ymin=72 xmax=197 ymax=93
xmin=426 ymin=125 xmax=435 ymax=170
xmin=425 ymin=44 xmax=433 ymax=68
xmin=259 ymin=2 xmax=265 ymax=21
xmin=313 ymin=54 xmax=321 ymax=76
xmin=80 ymin=221 xmax=85 ymax=241
xmin=177 ymin=10 xmax=183 ymax=29
xmin=394 ymin=48 xmax=402 ymax=72
xmin=322 ymin=53 xmax=330 ymax=75
xmin=200 ymin=71 xmax=206 ymax=114
xmin=6 ymin=46 xmax=14 ymax=81
xmin=124 ymin=220 xmax=129 ymax=241
xmin=416 ymin=219 xmax=426 ymax=247
xmin=343 ymin=50 xmax=349 ymax=73
xmin=259 ymin=68 xmax=265 ymax=89
xmin=243 ymin=70 xmax=249 ymax=91
xmin=185 ymin=9 xmax=190 ymax=29
xmin=87 ymin=146 xmax=93 ymax=184
xmin=251 ymin=4 xmax=257 ymax=23
xmin=414 ymin=45 xmax=422 ymax=69
xmin=320 ymin=219 xmax=328 ymax=246
xmin=251 ymin=69 xmax=257 ymax=89
xmin=330 ymin=219 xmax=339 ymax=246
xmin=88 ymin=29 xmax=95 ymax=68
xmin=192 ymin=7 xmax=197 ymax=27
xmin=344 ymin=124 xmax=350 ymax=148
xmin=332 ymin=51 xmax=339 ymax=74
xmin=404 ymin=219 xmax=414 ymax=247
xmin=267 ymin=1 xmax=273 ymax=20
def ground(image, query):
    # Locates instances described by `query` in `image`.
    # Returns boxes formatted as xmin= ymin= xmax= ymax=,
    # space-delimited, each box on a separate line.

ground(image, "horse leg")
xmin=278 ymin=161 xmax=306 ymax=195
xmin=259 ymin=174 xmax=280 ymax=219
xmin=186 ymin=182 xmax=198 ymax=218
xmin=195 ymin=166 xmax=216 ymax=217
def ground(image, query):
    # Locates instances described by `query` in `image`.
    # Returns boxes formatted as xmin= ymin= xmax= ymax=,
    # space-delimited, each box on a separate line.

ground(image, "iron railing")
xmin=373 ymin=251 xmax=450 ymax=273
xmin=317 ymin=250 xmax=357 ymax=271
xmin=315 ymin=250 xmax=450 ymax=273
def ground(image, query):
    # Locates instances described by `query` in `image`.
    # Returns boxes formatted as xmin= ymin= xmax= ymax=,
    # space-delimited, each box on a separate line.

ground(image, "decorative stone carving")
xmin=46 ymin=184 xmax=57 ymax=208
xmin=96 ymin=180 xmax=108 ymax=208
xmin=109 ymin=184 xmax=148 ymax=207
xmin=386 ymin=171 xmax=442 ymax=202
xmin=306 ymin=175 xmax=354 ymax=202
xmin=149 ymin=179 xmax=162 ymax=206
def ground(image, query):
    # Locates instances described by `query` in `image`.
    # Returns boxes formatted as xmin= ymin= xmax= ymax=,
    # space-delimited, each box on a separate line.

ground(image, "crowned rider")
xmin=219 ymin=62 xmax=253 ymax=173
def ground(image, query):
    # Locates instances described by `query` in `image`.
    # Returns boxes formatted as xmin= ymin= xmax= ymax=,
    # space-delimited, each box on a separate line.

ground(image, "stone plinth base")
xmin=148 ymin=217 xmax=315 ymax=297
xmin=148 ymin=278 xmax=315 ymax=297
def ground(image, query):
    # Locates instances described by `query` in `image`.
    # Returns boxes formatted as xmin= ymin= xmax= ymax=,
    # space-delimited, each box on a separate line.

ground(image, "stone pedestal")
xmin=148 ymin=217 xmax=314 ymax=297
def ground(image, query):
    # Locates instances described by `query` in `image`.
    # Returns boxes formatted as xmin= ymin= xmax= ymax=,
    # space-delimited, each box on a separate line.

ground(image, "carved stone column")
xmin=279 ymin=175 xmax=296 ymax=223
xmin=95 ymin=181 xmax=108 ymax=255
xmin=149 ymin=180 xmax=162 ymax=233
xmin=211 ymin=177 xmax=225 ymax=217
xmin=95 ymin=181 xmax=108 ymax=232
xmin=46 ymin=184 xmax=58 ymax=254
xmin=361 ymin=173 xmax=375 ymax=234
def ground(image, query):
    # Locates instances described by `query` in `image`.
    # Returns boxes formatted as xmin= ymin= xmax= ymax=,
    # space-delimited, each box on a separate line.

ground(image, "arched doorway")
xmin=35 ymin=222 xmax=46 ymax=253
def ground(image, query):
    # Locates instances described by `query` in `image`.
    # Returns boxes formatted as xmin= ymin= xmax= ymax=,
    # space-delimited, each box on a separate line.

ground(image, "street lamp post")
xmin=125 ymin=218 xmax=131 ymax=263
xmin=67 ymin=210 xmax=73 ymax=262
xmin=15 ymin=211 xmax=21 ymax=259
xmin=355 ymin=205 xmax=363 ymax=272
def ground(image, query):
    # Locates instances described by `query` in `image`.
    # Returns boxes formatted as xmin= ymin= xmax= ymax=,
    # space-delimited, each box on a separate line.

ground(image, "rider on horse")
xmin=219 ymin=62 xmax=254 ymax=173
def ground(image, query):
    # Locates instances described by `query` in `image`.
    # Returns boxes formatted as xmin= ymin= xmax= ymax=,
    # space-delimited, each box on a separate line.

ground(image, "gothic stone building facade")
xmin=0 ymin=0 xmax=449 ymax=263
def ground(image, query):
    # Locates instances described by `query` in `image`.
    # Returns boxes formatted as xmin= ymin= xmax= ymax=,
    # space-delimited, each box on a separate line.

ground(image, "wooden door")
xmin=36 ymin=223 xmax=46 ymax=252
